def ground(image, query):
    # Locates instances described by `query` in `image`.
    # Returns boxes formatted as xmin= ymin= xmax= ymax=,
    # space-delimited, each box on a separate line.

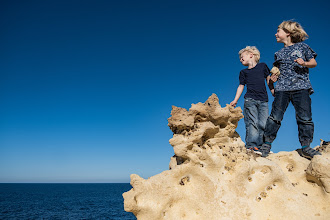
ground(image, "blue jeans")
xmin=244 ymin=97 xmax=269 ymax=148
xmin=264 ymin=89 xmax=314 ymax=147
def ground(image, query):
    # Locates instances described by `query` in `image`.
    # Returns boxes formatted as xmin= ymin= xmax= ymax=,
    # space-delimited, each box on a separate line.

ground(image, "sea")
xmin=0 ymin=183 xmax=136 ymax=220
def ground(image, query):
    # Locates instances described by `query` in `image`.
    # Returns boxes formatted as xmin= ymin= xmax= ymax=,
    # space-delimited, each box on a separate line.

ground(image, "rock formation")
xmin=123 ymin=94 xmax=330 ymax=220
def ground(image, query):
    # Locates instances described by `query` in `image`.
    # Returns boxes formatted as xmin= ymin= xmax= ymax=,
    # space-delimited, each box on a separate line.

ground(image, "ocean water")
xmin=0 ymin=183 xmax=136 ymax=220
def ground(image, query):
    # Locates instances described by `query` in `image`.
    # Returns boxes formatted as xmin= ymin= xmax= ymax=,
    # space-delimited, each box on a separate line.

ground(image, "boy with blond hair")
xmin=231 ymin=46 xmax=274 ymax=153
xmin=259 ymin=20 xmax=321 ymax=159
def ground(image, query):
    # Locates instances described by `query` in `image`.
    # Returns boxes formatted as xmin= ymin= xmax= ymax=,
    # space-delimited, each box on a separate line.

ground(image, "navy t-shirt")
xmin=239 ymin=62 xmax=270 ymax=102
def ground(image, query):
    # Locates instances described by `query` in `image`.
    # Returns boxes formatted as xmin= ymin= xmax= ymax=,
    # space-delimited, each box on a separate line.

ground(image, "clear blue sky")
xmin=1 ymin=0 xmax=330 ymax=183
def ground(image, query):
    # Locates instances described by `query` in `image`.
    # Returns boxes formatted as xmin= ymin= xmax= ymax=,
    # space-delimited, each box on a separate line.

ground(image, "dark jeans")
xmin=264 ymin=89 xmax=314 ymax=147
xmin=244 ymin=97 xmax=269 ymax=148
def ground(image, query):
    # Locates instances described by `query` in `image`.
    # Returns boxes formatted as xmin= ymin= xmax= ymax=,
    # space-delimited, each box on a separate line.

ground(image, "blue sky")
xmin=1 ymin=0 xmax=330 ymax=183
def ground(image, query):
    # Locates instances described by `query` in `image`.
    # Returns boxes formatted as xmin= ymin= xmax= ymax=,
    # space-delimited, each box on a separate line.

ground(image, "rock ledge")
xmin=123 ymin=94 xmax=330 ymax=220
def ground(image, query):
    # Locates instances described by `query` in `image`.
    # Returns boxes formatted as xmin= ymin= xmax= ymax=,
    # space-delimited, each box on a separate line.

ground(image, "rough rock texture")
xmin=123 ymin=94 xmax=330 ymax=220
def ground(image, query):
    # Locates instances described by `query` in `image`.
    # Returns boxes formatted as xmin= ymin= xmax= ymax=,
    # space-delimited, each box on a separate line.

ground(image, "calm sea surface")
xmin=0 ymin=183 xmax=136 ymax=219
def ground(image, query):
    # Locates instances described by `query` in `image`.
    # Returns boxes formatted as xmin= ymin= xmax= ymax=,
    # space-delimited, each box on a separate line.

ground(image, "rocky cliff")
xmin=123 ymin=94 xmax=330 ymax=220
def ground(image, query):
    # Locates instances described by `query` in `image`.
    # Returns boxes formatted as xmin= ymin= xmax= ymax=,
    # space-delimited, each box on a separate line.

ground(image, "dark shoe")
xmin=301 ymin=147 xmax=322 ymax=160
xmin=259 ymin=143 xmax=271 ymax=157
xmin=247 ymin=147 xmax=262 ymax=155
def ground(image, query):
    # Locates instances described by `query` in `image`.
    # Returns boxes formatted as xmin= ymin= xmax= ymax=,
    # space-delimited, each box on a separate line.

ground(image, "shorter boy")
xmin=230 ymin=46 xmax=274 ymax=152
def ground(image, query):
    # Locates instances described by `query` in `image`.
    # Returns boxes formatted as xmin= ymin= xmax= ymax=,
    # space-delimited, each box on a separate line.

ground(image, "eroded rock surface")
xmin=123 ymin=94 xmax=330 ymax=220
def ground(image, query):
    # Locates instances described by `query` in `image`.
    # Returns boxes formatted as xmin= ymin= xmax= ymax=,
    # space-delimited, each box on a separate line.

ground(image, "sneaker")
xmin=259 ymin=143 xmax=271 ymax=157
xmin=247 ymin=147 xmax=262 ymax=155
xmin=301 ymin=147 xmax=322 ymax=160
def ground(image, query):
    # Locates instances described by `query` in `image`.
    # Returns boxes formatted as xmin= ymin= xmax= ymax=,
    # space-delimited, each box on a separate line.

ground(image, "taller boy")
xmin=231 ymin=46 xmax=274 ymax=151
xmin=260 ymin=20 xmax=321 ymax=159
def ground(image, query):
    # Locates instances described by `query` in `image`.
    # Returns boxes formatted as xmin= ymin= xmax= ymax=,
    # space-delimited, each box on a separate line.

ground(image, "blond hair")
xmin=278 ymin=20 xmax=309 ymax=43
xmin=239 ymin=46 xmax=260 ymax=63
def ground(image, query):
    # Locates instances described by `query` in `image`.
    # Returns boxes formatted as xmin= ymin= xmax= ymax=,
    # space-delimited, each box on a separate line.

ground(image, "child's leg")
xmin=263 ymin=91 xmax=290 ymax=144
xmin=291 ymin=90 xmax=321 ymax=159
xmin=244 ymin=98 xmax=259 ymax=148
xmin=291 ymin=89 xmax=314 ymax=147
xmin=257 ymin=101 xmax=269 ymax=147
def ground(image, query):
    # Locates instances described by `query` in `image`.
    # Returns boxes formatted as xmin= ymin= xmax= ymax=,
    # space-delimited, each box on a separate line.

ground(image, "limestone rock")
xmin=123 ymin=94 xmax=330 ymax=220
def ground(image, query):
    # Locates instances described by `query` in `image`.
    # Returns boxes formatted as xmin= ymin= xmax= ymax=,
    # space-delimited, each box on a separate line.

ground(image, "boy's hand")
xmin=270 ymin=66 xmax=280 ymax=83
xmin=294 ymin=58 xmax=305 ymax=66
xmin=230 ymin=101 xmax=237 ymax=107
xmin=270 ymin=74 xmax=278 ymax=82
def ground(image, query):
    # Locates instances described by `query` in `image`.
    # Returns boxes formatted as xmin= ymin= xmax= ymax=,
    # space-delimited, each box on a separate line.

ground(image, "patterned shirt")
xmin=274 ymin=42 xmax=317 ymax=92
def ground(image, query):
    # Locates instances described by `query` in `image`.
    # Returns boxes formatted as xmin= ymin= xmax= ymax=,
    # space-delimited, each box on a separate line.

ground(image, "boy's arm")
xmin=294 ymin=58 xmax=317 ymax=68
xmin=266 ymin=75 xmax=275 ymax=97
xmin=230 ymin=84 xmax=244 ymax=107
